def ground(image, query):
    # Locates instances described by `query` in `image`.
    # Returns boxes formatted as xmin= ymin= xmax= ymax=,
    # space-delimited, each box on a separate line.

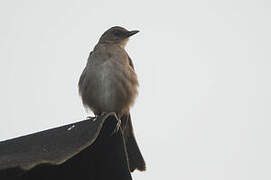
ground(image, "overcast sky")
xmin=1 ymin=0 xmax=271 ymax=179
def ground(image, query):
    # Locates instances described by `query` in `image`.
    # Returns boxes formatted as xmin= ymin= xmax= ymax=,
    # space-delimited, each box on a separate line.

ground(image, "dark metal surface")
xmin=0 ymin=115 xmax=132 ymax=180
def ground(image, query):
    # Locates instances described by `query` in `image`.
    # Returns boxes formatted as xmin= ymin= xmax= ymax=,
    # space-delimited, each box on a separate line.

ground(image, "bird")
xmin=78 ymin=26 xmax=145 ymax=172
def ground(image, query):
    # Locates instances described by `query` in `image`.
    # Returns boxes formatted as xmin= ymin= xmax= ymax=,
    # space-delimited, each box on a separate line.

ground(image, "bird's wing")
xmin=78 ymin=51 xmax=93 ymax=96
xmin=127 ymin=55 xmax=135 ymax=70
xmin=78 ymin=67 xmax=86 ymax=96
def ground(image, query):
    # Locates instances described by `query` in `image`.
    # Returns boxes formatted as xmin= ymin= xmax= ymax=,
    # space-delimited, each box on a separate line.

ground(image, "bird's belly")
xmin=84 ymin=61 xmax=138 ymax=114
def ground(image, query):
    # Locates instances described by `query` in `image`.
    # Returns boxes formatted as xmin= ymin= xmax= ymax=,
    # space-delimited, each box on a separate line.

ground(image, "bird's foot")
xmin=87 ymin=115 xmax=97 ymax=121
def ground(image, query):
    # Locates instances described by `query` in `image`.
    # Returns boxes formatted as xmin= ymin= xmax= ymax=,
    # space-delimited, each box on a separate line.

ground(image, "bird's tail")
xmin=121 ymin=113 xmax=146 ymax=172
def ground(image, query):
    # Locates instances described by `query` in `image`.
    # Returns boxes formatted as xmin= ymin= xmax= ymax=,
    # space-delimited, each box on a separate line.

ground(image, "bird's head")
xmin=98 ymin=26 xmax=139 ymax=48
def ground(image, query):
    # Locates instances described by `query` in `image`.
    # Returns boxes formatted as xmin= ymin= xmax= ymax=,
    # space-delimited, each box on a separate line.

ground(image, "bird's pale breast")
xmin=81 ymin=44 xmax=138 ymax=115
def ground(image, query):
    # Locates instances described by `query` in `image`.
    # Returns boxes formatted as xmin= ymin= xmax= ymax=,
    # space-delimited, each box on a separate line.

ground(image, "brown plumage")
xmin=78 ymin=26 xmax=145 ymax=172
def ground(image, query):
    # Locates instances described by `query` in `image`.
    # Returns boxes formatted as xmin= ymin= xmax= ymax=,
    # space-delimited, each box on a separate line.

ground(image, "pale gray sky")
xmin=1 ymin=0 xmax=271 ymax=179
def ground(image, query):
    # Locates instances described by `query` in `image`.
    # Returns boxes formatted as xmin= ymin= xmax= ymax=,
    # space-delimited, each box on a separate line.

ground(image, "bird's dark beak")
xmin=127 ymin=30 xmax=139 ymax=37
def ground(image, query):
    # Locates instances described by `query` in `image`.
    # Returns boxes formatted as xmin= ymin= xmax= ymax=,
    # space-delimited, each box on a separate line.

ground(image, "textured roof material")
xmin=0 ymin=115 xmax=133 ymax=180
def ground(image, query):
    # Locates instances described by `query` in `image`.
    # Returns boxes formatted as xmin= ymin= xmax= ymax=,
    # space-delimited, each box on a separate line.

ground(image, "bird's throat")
xmin=120 ymin=38 xmax=129 ymax=48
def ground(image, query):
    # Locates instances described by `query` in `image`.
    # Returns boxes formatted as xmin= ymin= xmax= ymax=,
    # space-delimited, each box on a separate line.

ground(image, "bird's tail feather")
xmin=121 ymin=113 xmax=146 ymax=172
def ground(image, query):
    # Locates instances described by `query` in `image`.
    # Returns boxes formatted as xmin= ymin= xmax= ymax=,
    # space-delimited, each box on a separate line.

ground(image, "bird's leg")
xmin=100 ymin=112 xmax=117 ymax=120
xmin=89 ymin=112 xmax=121 ymax=134
xmin=99 ymin=112 xmax=122 ymax=134
xmin=112 ymin=113 xmax=121 ymax=134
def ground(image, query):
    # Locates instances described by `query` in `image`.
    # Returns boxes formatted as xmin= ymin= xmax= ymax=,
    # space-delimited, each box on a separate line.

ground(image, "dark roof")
xmin=0 ymin=115 xmax=133 ymax=180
